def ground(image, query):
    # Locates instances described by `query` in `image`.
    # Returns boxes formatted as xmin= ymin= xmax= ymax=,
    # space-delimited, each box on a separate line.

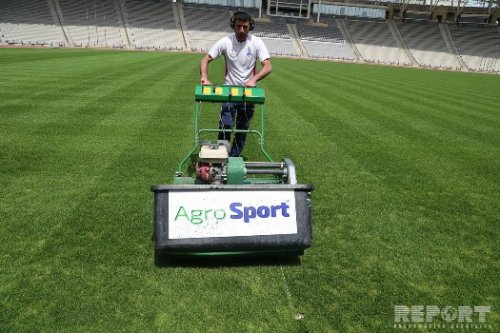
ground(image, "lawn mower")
xmin=151 ymin=85 xmax=313 ymax=256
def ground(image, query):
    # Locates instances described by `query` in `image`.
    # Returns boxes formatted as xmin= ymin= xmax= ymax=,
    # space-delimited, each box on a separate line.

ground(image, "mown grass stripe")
xmin=1 ymin=50 xmax=305 ymax=333
xmin=0 ymin=52 xmax=196 ymax=231
xmin=1 ymin=49 xmax=498 ymax=333
xmin=278 ymin=59 xmax=500 ymax=121
xmin=278 ymin=59 xmax=500 ymax=131
xmin=275 ymin=60 xmax=500 ymax=156
xmin=270 ymin=58 xmax=500 ymax=331
xmin=273 ymin=70 xmax=499 ymax=210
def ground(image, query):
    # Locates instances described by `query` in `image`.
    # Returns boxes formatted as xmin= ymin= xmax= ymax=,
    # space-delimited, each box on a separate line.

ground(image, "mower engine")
xmin=195 ymin=141 xmax=297 ymax=185
xmin=195 ymin=141 xmax=229 ymax=184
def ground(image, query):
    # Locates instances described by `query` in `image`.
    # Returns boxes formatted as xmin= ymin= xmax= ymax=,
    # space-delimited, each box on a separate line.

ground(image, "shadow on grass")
xmin=154 ymin=251 xmax=302 ymax=268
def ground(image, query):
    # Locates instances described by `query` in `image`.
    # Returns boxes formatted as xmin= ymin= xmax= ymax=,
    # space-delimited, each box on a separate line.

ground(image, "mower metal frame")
xmin=176 ymin=85 xmax=272 ymax=176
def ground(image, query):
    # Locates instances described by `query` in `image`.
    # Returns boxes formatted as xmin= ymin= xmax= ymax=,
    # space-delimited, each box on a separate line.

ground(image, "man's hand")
xmin=245 ymin=59 xmax=272 ymax=87
xmin=245 ymin=79 xmax=257 ymax=87
xmin=201 ymin=78 xmax=212 ymax=86
xmin=200 ymin=54 xmax=214 ymax=86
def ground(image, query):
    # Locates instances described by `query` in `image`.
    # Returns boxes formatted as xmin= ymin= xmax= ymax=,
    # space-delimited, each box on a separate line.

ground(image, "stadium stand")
xmin=58 ymin=0 xmax=125 ymax=48
xmin=182 ymin=3 xmax=232 ymax=52
xmin=296 ymin=17 xmax=355 ymax=60
xmin=125 ymin=0 xmax=182 ymax=50
xmin=448 ymin=24 xmax=500 ymax=73
xmin=344 ymin=19 xmax=412 ymax=66
xmin=253 ymin=17 xmax=290 ymax=39
xmin=0 ymin=0 xmax=499 ymax=74
xmin=396 ymin=20 xmax=460 ymax=70
xmin=252 ymin=17 xmax=300 ymax=56
xmin=0 ymin=0 xmax=65 ymax=46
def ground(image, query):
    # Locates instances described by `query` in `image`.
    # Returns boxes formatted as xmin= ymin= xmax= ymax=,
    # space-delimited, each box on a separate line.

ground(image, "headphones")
xmin=230 ymin=11 xmax=254 ymax=31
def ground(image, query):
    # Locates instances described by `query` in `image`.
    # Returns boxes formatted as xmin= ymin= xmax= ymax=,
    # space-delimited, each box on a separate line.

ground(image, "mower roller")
xmin=151 ymin=85 xmax=313 ymax=256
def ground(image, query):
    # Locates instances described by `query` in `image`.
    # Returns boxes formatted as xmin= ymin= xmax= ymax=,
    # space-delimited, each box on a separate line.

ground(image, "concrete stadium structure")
xmin=1 ymin=0 xmax=499 ymax=73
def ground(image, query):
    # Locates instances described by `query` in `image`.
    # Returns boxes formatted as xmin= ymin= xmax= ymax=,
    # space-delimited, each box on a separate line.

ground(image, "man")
xmin=200 ymin=11 xmax=272 ymax=157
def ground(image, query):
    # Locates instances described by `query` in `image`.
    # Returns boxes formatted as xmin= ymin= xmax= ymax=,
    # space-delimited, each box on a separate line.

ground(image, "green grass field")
xmin=0 ymin=48 xmax=499 ymax=332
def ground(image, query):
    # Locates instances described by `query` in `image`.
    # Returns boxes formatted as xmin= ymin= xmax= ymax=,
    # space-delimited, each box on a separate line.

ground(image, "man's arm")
xmin=246 ymin=59 xmax=272 ymax=87
xmin=200 ymin=53 xmax=214 ymax=85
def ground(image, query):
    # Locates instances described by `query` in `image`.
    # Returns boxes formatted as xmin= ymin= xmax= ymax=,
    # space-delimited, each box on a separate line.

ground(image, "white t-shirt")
xmin=208 ymin=34 xmax=270 ymax=86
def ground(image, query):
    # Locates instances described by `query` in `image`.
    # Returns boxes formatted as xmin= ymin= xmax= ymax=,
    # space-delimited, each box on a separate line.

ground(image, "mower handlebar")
xmin=195 ymin=85 xmax=265 ymax=104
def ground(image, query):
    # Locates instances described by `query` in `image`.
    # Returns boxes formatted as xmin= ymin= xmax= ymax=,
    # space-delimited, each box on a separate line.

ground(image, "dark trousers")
xmin=218 ymin=102 xmax=255 ymax=157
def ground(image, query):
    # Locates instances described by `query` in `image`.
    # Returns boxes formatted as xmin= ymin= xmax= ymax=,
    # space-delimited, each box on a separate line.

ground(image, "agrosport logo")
xmin=174 ymin=201 xmax=291 ymax=225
